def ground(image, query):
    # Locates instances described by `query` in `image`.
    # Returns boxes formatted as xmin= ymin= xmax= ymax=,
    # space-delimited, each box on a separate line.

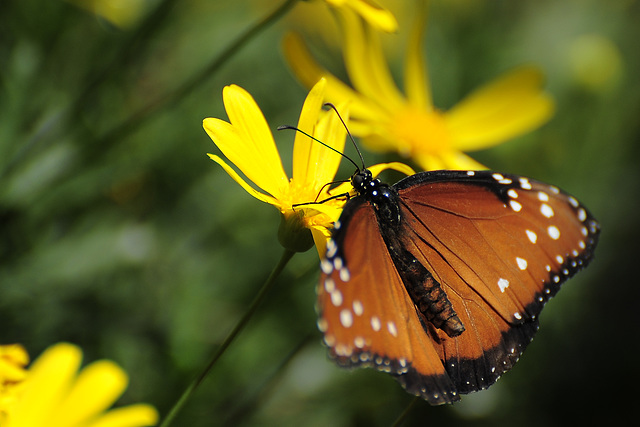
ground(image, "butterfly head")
xmin=350 ymin=168 xmax=374 ymax=196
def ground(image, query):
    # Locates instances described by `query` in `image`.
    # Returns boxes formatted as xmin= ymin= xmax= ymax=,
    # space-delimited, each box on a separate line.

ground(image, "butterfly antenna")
xmin=276 ymin=125 xmax=361 ymax=171
xmin=324 ymin=102 xmax=366 ymax=171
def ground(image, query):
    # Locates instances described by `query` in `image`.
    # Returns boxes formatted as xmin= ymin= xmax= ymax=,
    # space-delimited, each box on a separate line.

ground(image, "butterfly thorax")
xmin=351 ymin=169 xmax=402 ymax=229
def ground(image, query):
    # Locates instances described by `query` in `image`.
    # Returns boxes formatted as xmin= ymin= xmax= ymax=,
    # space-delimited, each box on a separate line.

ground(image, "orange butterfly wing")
xmin=318 ymin=170 xmax=599 ymax=403
xmin=318 ymin=201 xmax=459 ymax=404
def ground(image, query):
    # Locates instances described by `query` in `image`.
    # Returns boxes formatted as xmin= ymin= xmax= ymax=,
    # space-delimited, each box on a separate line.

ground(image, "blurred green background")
xmin=1 ymin=0 xmax=638 ymax=425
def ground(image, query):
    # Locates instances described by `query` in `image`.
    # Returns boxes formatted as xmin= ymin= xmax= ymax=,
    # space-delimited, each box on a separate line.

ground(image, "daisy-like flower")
xmin=0 ymin=342 xmax=158 ymax=427
xmin=204 ymin=79 xmax=413 ymax=255
xmin=283 ymin=4 xmax=555 ymax=171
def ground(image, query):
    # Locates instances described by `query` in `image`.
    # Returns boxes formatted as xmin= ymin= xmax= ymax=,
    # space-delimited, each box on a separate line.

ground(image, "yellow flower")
xmin=323 ymin=0 xmax=398 ymax=33
xmin=1 ymin=344 xmax=29 ymax=421
xmin=1 ymin=343 xmax=158 ymax=427
xmin=67 ymin=0 xmax=148 ymax=28
xmin=204 ymin=79 xmax=413 ymax=255
xmin=283 ymin=4 xmax=555 ymax=171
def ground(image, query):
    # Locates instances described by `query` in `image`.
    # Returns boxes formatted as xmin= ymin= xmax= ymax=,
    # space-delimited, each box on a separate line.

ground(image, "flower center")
xmin=392 ymin=107 xmax=451 ymax=157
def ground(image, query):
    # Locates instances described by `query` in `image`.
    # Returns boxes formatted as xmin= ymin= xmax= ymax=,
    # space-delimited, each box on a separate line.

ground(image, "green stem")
xmin=98 ymin=0 xmax=300 ymax=147
xmin=159 ymin=248 xmax=296 ymax=427
xmin=391 ymin=396 xmax=420 ymax=427
xmin=1 ymin=0 xmax=299 ymax=180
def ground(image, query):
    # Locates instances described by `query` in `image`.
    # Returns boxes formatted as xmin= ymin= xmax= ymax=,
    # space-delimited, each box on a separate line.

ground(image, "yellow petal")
xmin=10 ymin=343 xmax=82 ymax=426
xmin=327 ymin=0 xmax=398 ymax=33
xmin=404 ymin=0 xmax=432 ymax=110
xmin=301 ymin=203 xmax=343 ymax=224
xmin=0 ymin=344 xmax=29 ymax=382
xmin=292 ymin=79 xmax=326 ymax=184
xmin=368 ymin=162 xmax=416 ymax=178
xmin=282 ymin=32 xmax=383 ymax=121
xmin=204 ymin=117 xmax=284 ymax=200
xmin=412 ymin=151 xmax=446 ymax=171
xmin=311 ymin=225 xmax=332 ymax=258
xmin=86 ymin=404 xmax=159 ymax=427
xmin=308 ymin=103 xmax=350 ymax=191
xmin=440 ymin=151 xmax=489 ymax=171
xmin=52 ymin=360 xmax=127 ymax=425
xmin=219 ymin=85 xmax=289 ymax=197
xmin=0 ymin=344 xmax=29 ymax=365
xmin=336 ymin=8 xmax=404 ymax=111
xmin=361 ymin=132 xmax=410 ymax=153
xmin=208 ymin=154 xmax=283 ymax=208
xmin=445 ymin=66 xmax=555 ymax=150
xmin=413 ymin=150 xmax=488 ymax=171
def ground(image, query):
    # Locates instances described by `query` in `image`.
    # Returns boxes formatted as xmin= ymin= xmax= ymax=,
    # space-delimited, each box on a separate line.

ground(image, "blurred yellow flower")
xmin=204 ymin=79 xmax=413 ymax=255
xmin=324 ymin=0 xmax=398 ymax=32
xmin=283 ymin=5 xmax=555 ymax=171
xmin=0 ymin=342 xmax=158 ymax=427
xmin=68 ymin=0 xmax=148 ymax=28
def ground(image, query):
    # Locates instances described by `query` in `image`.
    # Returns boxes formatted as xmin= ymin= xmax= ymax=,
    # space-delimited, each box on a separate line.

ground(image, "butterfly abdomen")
xmin=366 ymin=180 xmax=466 ymax=338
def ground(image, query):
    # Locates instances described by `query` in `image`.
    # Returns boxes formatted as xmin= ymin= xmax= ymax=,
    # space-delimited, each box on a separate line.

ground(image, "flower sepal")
xmin=278 ymin=210 xmax=315 ymax=253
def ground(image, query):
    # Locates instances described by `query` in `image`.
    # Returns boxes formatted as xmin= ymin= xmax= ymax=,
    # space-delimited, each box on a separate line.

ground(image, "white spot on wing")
xmin=540 ymin=203 xmax=554 ymax=218
xmin=548 ymin=225 xmax=561 ymax=240
xmin=320 ymin=259 xmax=333 ymax=274
xmin=324 ymin=334 xmax=335 ymax=347
xmin=467 ymin=171 xmax=475 ymax=176
xmin=526 ymin=229 xmax=538 ymax=244
xmin=519 ymin=177 xmax=532 ymax=190
xmin=324 ymin=278 xmax=335 ymax=293
xmin=387 ymin=321 xmax=398 ymax=337
xmin=326 ymin=239 xmax=338 ymax=258
xmin=492 ymin=173 xmax=504 ymax=181
xmin=578 ymin=208 xmax=587 ymax=222
xmin=340 ymin=309 xmax=353 ymax=328
xmin=568 ymin=196 xmax=579 ymax=207
xmin=330 ymin=289 xmax=343 ymax=307
xmin=509 ymin=200 xmax=522 ymax=212
xmin=538 ymin=191 xmax=549 ymax=202
xmin=371 ymin=316 xmax=381 ymax=331
xmin=353 ymin=300 xmax=364 ymax=316
xmin=498 ymin=278 xmax=510 ymax=292
xmin=507 ymin=189 xmax=518 ymax=199
xmin=516 ymin=257 xmax=528 ymax=270
xmin=339 ymin=268 xmax=350 ymax=282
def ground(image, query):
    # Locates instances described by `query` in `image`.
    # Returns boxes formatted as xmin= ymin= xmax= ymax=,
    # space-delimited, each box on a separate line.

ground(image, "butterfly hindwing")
xmin=318 ymin=199 xmax=460 ymax=404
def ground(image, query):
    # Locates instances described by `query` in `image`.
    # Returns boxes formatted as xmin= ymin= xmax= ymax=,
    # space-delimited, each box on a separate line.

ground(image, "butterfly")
xmin=317 ymin=167 xmax=600 ymax=404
